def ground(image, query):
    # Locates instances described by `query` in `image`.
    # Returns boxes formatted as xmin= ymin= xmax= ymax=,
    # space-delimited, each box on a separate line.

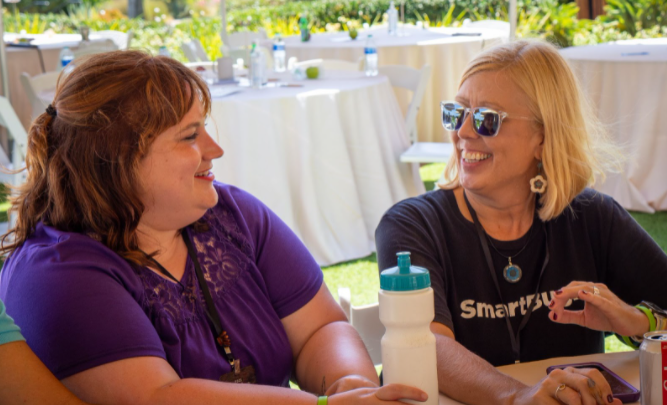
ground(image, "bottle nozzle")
xmin=396 ymin=251 xmax=411 ymax=274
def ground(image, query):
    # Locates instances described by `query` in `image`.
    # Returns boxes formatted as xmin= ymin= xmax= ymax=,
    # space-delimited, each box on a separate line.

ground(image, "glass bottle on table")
xmin=158 ymin=46 xmax=171 ymax=57
xmin=273 ymin=34 xmax=286 ymax=73
xmin=364 ymin=35 xmax=378 ymax=77
xmin=299 ymin=16 xmax=311 ymax=42
xmin=250 ymin=41 xmax=265 ymax=89
xmin=58 ymin=46 xmax=75 ymax=72
xmin=387 ymin=1 xmax=398 ymax=36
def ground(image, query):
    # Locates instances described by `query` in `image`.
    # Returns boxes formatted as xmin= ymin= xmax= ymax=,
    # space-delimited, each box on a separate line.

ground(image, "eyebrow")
xmin=454 ymin=97 xmax=504 ymax=111
xmin=177 ymin=122 xmax=202 ymax=134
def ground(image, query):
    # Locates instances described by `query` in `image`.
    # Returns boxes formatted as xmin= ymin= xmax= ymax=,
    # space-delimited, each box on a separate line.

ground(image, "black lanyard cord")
xmin=141 ymin=230 xmax=236 ymax=366
xmin=463 ymin=191 xmax=550 ymax=363
xmin=181 ymin=230 xmax=236 ymax=366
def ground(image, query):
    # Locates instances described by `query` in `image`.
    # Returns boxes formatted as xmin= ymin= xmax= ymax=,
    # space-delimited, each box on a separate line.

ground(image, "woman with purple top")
xmin=0 ymin=51 xmax=426 ymax=405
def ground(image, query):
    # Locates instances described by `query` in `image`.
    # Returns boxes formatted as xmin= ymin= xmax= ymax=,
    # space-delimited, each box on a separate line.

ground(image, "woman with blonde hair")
xmin=0 ymin=50 xmax=427 ymax=405
xmin=377 ymin=40 xmax=667 ymax=404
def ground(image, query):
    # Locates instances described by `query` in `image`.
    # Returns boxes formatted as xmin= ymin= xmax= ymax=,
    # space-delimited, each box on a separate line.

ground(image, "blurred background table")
xmin=439 ymin=351 xmax=639 ymax=404
xmin=280 ymin=26 xmax=508 ymax=143
xmin=561 ymin=39 xmax=667 ymax=212
xmin=2 ymin=34 xmax=112 ymax=130
xmin=209 ymin=70 xmax=424 ymax=265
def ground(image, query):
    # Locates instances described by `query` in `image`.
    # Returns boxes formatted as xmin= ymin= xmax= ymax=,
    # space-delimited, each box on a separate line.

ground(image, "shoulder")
xmin=556 ymin=188 xmax=625 ymax=222
xmin=2 ymin=223 xmax=136 ymax=292
xmin=382 ymin=188 xmax=455 ymax=222
xmin=211 ymin=182 xmax=272 ymax=224
xmin=378 ymin=188 xmax=461 ymax=236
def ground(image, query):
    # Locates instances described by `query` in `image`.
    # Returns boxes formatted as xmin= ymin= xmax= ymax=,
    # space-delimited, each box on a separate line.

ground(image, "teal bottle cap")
xmin=380 ymin=252 xmax=431 ymax=291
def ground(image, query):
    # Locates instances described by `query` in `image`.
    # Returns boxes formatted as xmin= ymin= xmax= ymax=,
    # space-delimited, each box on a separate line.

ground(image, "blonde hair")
xmin=439 ymin=40 xmax=622 ymax=221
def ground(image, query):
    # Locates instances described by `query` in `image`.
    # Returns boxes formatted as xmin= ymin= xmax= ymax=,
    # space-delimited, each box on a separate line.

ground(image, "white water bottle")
xmin=58 ymin=46 xmax=74 ymax=72
xmin=273 ymin=34 xmax=286 ymax=73
xmin=379 ymin=251 xmax=438 ymax=405
xmin=364 ymin=35 xmax=378 ymax=77
xmin=387 ymin=1 xmax=398 ymax=36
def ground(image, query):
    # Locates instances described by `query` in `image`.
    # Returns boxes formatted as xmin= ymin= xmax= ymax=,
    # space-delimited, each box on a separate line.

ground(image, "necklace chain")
xmin=485 ymin=231 xmax=532 ymax=265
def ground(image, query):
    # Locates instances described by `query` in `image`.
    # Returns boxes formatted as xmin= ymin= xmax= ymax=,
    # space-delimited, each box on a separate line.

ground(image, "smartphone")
xmin=546 ymin=362 xmax=640 ymax=403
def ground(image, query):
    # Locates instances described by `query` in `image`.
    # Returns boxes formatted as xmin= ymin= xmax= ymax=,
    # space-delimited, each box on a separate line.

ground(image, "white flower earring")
xmin=530 ymin=162 xmax=547 ymax=193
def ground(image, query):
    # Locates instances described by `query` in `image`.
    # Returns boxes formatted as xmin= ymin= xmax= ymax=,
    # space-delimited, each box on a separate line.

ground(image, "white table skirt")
xmin=439 ymin=351 xmax=639 ymax=404
xmin=561 ymin=41 xmax=667 ymax=212
xmin=210 ymin=71 xmax=425 ymax=265
xmin=279 ymin=26 xmax=508 ymax=143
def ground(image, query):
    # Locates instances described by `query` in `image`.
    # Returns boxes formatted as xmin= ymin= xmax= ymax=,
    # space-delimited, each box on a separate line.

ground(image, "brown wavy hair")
xmin=1 ymin=50 xmax=211 ymax=265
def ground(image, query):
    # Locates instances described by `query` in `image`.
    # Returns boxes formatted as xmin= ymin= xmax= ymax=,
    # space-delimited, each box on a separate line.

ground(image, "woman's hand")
xmin=512 ymin=367 xmax=622 ymax=405
xmin=324 ymin=375 xmax=379 ymax=395
xmin=548 ymin=281 xmax=649 ymax=337
xmin=328 ymin=384 xmax=427 ymax=405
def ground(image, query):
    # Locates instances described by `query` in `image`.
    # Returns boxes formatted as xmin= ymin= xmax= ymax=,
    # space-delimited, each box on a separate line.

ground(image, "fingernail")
xmin=581 ymin=290 xmax=588 ymax=295
xmin=421 ymin=393 xmax=428 ymax=401
xmin=553 ymin=313 xmax=558 ymax=320
xmin=549 ymin=300 xmax=555 ymax=308
xmin=555 ymin=289 xmax=563 ymax=295
xmin=608 ymin=394 xmax=614 ymax=403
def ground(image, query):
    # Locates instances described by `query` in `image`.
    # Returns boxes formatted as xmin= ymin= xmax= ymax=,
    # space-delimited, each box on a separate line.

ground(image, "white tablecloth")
xmin=210 ymin=71 xmax=425 ymax=265
xmin=439 ymin=351 xmax=639 ymax=404
xmin=560 ymin=40 xmax=667 ymax=212
xmin=279 ymin=26 xmax=508 ymax=143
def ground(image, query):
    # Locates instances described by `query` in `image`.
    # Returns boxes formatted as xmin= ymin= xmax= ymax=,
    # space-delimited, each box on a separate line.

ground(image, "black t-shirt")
xmin=376 ymin=188 xmax=667 ymax=366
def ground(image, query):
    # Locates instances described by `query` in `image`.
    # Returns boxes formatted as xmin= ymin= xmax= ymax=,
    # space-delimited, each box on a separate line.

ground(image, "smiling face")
xmin=453 ymin=70 xmax=543 ymax=198
xmin=137 ymin=97 xmax=224 ymax=232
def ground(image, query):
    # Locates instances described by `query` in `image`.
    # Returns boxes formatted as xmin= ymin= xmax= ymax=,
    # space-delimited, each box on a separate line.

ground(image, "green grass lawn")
xmin=322 ymin=163 xmax=667 ymax=353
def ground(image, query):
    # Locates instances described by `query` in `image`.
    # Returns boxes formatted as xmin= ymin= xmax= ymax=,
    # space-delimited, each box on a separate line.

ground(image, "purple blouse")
xmin=0 ymin=183 xmax=323 ymax=384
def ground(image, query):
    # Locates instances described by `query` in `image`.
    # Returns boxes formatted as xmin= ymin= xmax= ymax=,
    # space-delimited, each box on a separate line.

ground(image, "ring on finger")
xmin=592 ymin=285 xmax=600 ymax=296
xmin=555 ymin=383 xmax=566 ymax=402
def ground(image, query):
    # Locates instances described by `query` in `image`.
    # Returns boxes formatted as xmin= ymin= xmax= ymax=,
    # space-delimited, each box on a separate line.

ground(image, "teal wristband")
xmin=317 ymin=396 xmax=328 ymax=405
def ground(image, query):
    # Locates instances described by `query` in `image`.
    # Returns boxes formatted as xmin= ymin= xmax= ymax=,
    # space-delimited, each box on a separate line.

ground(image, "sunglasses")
xmin=441 ymin=101 xmax=531 ymax=137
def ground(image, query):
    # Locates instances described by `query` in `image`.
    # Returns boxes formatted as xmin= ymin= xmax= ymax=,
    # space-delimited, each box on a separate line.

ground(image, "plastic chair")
xmin=0 ymin=96 xmax=28 ymax=189
xmin=73 ymin=39 xmax=118 ymax=59
xmin=20 ymin=71 xmax=60 ymax=122
xmin=379 ymin=64 xmax=454 ymax=164
xmin=225 ymin=28 xmax=268 ymax=49
xmin=295 ymin=58 xmax=362 ymax=71
xmin=93 ymin=30 xmax=133 ymax=50
xmin=338 ymin=288 xmax=385 ymax=366
xmin=182 ymin=39 xmax=210 ymax=62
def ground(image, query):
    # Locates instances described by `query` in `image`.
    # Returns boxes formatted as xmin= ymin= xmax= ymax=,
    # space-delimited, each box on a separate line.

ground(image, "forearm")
xmin=295 ymin=320 xmax=379 ymax=394
xmin=435 ymin=334 xmax=526 ymax=405
xmin=0 ymin=341 xmax=87 ymax=405
xmin=147 ymin=378 xmax=318 ymax=405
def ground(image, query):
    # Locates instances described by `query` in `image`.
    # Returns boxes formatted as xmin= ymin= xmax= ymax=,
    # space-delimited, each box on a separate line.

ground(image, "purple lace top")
xmin=0 ymin=183 xmax=323 ymax=384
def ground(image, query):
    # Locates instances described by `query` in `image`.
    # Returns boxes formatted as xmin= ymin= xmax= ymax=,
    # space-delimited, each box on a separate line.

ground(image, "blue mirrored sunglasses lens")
xmin=473 ymin=108 xmax=501 ymax=136
xmin=442 ymin=103 xmax=465 ymax=131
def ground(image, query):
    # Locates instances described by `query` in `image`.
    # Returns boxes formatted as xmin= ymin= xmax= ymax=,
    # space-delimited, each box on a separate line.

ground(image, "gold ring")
xmin=555 ymin=383 xmax=566 ymax=401
xmin=593 ymin=285 xmax=600 ymax=296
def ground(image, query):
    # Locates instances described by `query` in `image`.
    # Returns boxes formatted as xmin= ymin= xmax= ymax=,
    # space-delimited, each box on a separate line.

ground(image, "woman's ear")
xmin=534 ymin=130 xmax=544 ymax=161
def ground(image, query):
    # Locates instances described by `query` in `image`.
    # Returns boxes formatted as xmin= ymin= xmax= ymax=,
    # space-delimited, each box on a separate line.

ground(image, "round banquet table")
xmin=209 ymin=70 xmax=425 ymax=265
xmin=560 ymin=39 xmax=667 ymax=212
xmin=278 ymin=26 xmax=508 ymax=143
